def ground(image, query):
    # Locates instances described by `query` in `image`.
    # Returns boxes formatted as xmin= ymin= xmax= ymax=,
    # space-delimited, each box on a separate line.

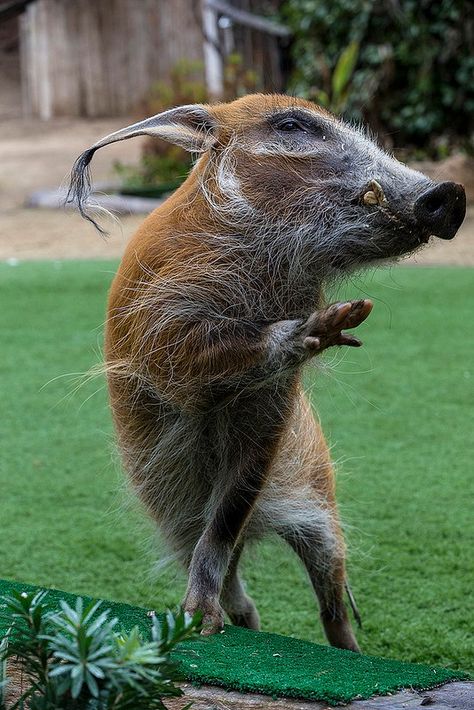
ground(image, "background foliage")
xmin=115 ymin=57 xmax=258 ymax=190
xmin=282 ymin=0 xmax=474 ymax=156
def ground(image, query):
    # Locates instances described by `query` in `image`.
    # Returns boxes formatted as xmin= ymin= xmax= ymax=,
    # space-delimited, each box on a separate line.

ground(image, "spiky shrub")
xmin=0 ymin=590 xmax=201 ymax=710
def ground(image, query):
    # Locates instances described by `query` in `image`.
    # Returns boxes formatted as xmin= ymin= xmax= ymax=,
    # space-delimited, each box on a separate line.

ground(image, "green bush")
xmin=282 ymin=0 xmax=474 ymax=155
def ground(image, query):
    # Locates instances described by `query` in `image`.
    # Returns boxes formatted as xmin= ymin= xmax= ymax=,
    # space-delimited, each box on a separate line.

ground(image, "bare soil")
xmin=0 ymin=116 xmax=473 ymax=264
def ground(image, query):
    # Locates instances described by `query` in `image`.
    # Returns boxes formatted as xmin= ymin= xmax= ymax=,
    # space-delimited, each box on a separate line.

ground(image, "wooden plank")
xmin=49 ymin=0 xmax=81 ymax=117
xmin=4 ymin=659 xmax=472 ymax=710
xmin=205 ymin=0 xmax=291 ymax=38
xmin=20 ymin=1 xmax=38 ymax=117
xmin=79 ymin=0 xmax=110 ymax=117
xmin=202 ymin=0 xmax=224 ymax=98
xmin=18 ymin=9 xmax=31 ymax=115
xmin=26 ymin=185 xmax=164 ymax=215
xmin=167 ymin=681 xmax=473 ymax=709
xmin=158 ymin=0 xmax=204 ymax=80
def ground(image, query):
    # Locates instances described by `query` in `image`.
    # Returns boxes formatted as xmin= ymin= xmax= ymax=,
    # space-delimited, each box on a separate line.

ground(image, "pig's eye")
xmin=275 ymin=118 xmax=307 ymax=133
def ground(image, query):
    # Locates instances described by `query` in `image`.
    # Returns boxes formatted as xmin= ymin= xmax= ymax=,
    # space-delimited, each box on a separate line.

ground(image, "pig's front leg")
xmin=267 ymin=299 xmax=373 ymax=365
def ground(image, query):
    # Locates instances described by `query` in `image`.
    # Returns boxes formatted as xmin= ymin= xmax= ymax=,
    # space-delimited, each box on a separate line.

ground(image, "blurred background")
xmin=0 ymin=0 xmax=473 ymax=674
xmin=0 ymin=0 xmax=473 ymax=259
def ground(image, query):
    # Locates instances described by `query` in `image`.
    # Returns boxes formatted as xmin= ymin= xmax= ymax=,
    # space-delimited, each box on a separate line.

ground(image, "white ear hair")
xmin=66 ymin=104 xmax=217 ymax=233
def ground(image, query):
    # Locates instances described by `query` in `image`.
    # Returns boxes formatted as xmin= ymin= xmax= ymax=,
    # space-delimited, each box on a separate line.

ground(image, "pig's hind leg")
xmin=280 ymin=514 xmax=360 ymax=652
xmin=261 ymin=396 xmax=360 ymax=652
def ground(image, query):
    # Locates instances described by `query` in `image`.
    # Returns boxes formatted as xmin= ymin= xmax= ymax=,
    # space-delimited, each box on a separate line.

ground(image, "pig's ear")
xmin=66 ymin=105 xmax=217 ymax=233
xmin=88 ymin=105 xmax=218 ymax=153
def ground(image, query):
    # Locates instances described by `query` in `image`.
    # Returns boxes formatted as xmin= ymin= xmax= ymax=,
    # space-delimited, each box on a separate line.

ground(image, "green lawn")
xmin=1 ymin=260 xmax=472 ymax=673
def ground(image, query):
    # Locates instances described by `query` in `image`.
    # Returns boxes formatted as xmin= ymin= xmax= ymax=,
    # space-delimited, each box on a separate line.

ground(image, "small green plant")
xmin=115 ymin=54 xmax=260 ymax=193
xmin=114 ymin=60 xmax=207 ymax=192
xmin=310 ymin=41 xmax=360 ymax=114
xmin=0 ymin=590 xmax=201 ymax=710
xmin=141 ymin=59 xmax=208 ymax=118
xmin=114 ymin=153 xmax=190 ymax=191
xmin=223 ymin=53 xmax=259 ymax=99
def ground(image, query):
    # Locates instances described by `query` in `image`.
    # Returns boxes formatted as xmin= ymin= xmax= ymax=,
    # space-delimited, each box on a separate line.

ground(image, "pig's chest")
xmin=234 ymin=249 xmax=322 ymax=322
xmin=244 ymin=275 xmax=321 ymax=323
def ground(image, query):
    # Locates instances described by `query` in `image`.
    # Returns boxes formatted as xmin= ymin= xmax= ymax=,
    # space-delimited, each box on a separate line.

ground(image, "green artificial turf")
xmin=0 ymin=260 xmax=472 ymax=676
xmin=0 ymin=579 xmax=468 ymax=705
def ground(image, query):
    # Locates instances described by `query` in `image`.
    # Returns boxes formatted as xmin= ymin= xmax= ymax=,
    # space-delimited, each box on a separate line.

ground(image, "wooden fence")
xmin=18 ymin=0 xmax=290 ymax=119
xmin=20 ymin=0 xmax=204 ymax=119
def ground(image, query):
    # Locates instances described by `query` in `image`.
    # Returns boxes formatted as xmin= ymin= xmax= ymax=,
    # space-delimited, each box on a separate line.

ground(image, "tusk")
xmin=371 ymin=179 xmax=388 ymax=205
xmin=363 ymin=190 xmax=378 ymax=205
xmin=363 ymin=179 xmax=388 ymax=207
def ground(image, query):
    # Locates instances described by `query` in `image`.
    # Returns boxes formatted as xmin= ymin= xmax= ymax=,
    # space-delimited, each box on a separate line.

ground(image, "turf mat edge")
xmin=0 ymin=578 xmax=469 ymax=706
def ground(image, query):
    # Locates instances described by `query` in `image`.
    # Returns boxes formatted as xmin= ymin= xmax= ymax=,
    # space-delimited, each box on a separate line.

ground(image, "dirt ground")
xmin=0 ymin=116 xmax=473 ymax=264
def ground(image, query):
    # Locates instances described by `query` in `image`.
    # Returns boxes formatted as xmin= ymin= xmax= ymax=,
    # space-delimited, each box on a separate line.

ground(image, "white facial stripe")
xmin=217 ymin=161 xmax=242 ymax=195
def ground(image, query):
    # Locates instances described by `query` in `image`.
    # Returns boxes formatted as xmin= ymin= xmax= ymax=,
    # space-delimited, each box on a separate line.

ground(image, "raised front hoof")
xmin=183 ymin=595 xmax=225 ymax=636
xmin=302 ymin=299 xmax=373 ymax=354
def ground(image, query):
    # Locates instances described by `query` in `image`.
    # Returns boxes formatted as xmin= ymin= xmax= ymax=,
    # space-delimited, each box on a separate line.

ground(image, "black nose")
xmin=414 ymin=182 xmax=466 ymax=240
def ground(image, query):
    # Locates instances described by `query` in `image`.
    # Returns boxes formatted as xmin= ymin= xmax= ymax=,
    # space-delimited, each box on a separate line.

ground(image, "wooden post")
xmin=201 ymin=0 xmax=224 ymax=99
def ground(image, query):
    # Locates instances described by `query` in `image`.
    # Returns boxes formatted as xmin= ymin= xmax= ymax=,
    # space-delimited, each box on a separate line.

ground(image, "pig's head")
xmin=69 ymin=94 xmax=466 ymax=275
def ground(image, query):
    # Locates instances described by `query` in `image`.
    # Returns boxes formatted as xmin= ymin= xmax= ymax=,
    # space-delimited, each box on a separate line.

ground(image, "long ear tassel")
xmin=65 ymin=147 xmax=108 ymax=235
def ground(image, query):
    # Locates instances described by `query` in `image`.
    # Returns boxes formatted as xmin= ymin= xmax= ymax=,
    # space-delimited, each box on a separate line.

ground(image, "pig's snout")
xmin=413 ymin=181 xmax=466 ymax=241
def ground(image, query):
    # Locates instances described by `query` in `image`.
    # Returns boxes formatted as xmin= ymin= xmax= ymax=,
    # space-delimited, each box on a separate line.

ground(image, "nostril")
xmin=414 ymin=181 xmax=466 ymax=240
xmin=422 ymin=193 xmax=445 ymax=215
